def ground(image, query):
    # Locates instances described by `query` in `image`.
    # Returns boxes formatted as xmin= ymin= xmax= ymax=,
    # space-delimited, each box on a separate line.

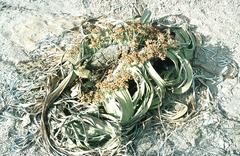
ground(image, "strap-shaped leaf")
xmin=140 ymin=10 xmax=152 ymax=24
xmin=172 ymin=55 xmax=193 ymax=94
xmin=114 ymin=89 xmax=134 ymax=124
xmin=145 ymin=62 xmax=166 ymax=87
xmin=41 ymin=71 xmax=77 ymax=155
xmin=174 ymin=26 xmax=196 ymax=60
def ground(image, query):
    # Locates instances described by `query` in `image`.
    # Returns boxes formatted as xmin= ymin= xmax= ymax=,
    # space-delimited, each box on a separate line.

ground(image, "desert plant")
xmin=16 ymin=10 xmax=201 ymax=155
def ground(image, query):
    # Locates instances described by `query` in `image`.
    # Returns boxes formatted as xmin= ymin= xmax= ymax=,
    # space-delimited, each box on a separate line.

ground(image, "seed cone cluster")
xmin=79 ymin=20 xmax=176 ymax=98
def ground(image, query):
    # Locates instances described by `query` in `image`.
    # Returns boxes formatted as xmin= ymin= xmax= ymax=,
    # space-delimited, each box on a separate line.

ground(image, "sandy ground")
xmin=0 ymin=0 xmax=240 ymax=155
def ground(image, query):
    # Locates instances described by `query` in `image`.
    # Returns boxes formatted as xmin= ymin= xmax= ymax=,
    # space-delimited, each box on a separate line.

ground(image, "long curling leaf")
xmin=41 ymin=71 xmax=77 ymax=155
xmin=172 ymin=55 xmax=193 ymax=94
xmin=129 ymin=65 xmax=154 ymax=123
xmin=174 ymin=26 xmax=196 ymax=60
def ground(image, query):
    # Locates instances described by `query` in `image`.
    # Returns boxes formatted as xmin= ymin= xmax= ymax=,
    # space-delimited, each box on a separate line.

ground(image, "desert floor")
xmin=0 ymin=0 xmax=240 ymax=155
